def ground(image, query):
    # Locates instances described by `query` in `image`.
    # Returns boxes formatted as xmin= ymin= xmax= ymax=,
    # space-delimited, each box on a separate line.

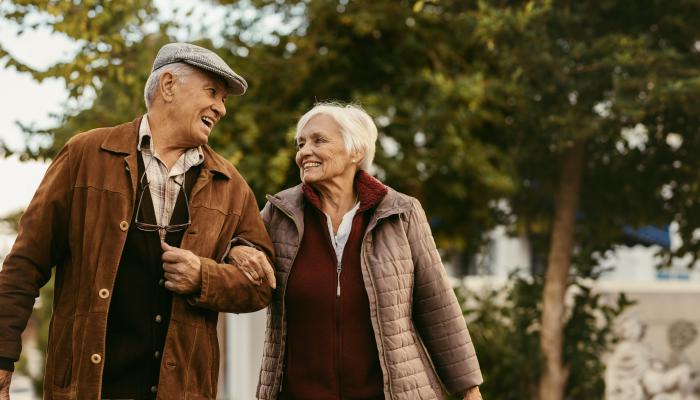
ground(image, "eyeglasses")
xmin=134 ymin=164 xmax=191 ymax=235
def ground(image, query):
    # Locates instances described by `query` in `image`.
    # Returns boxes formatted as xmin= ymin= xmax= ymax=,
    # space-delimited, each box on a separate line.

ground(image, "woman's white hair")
xmin=296 ymin=102 xmax=378 ymax=171
xmin=143 ymin=62 xmax=197 ymax=110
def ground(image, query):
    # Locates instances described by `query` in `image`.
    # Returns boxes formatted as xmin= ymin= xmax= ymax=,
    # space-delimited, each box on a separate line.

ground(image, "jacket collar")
xmin=268 ymin=171 xmax=412 ymax=226
xmin=99 ymin=115 xmax=231 ymax=179
xmin=199 ymin=146 xmax=232 ymax=179
xmin=99 ymin=116 xmax=141 ymax=155
xmin=301 ymin=170 xmax=388 ymax=213
xmin=373 ymin=187 xmax=413 ymax=220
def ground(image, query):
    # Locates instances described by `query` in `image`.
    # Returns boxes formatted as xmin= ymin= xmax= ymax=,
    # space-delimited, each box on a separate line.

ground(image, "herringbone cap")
xmin=152 ymin=42 xmax=248 ymax=95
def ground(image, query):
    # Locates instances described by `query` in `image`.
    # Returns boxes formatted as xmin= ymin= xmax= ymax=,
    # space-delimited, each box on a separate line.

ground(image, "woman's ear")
xmin=352 ymin=148 xmax=366 ymax=166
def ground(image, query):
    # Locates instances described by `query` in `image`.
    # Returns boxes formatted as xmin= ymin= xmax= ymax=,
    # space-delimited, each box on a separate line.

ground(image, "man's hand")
xmin=161 ymin=241 xmax=202 ymax=294
xmin=227 ymin=246 xmax=276 ymax=289
xmin=0 ymin=369 xmax=12 ymax=400
xmin=464 ymin=386 xmax=482 ymax=400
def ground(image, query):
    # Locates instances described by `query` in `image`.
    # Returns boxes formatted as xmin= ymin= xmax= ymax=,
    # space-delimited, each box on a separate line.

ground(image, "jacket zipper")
xmin=336 ymin=261 xmax=343 ymax=399
xmin=324 ymin=213 xmax=346 ymax=397
xmin=336 ymin=260 xmax=342 ymax=296
xmin=330 ymin=222 xmax=343 ymax=297
xmin=321 ymin=223 xmax=344 ymax=396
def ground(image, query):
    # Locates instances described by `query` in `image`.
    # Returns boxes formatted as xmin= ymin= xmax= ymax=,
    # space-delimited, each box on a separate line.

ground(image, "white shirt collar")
xmin=325 ymin=200 xmax=361 ymax=263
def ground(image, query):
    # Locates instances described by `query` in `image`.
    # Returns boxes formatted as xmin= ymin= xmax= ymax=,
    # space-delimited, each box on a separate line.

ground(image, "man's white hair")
xmin=143 ymin=62 xmax=197 ymax=110
xmin=296 ymin=102 xmax=378 ymax=171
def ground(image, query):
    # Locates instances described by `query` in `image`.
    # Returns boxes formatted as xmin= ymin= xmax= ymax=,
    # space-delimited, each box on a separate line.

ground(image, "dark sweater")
xmin=101 ymin=153 xmax=200 ymax=399
xmin=280 ymin=172 xmax=387 ymax=400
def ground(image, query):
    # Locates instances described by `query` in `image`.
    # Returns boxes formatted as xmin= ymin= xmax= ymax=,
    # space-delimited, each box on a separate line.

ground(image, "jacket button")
xmin=119 ymin=221 xmax=129 ymax=231
xmin=90 ymin=354 xmax=102 ymax=364
xmin=98 ymin=288 xmax=110 ymax=299
xmin=150 ymin=385 xmax=157 ymax=393
xmin=155 ymin=315 xmax=162 ymax=323
xmin=154 ymin=351 xmax=160 ymax=358
xmin=158 ymin=278 xmax=164 ymax=286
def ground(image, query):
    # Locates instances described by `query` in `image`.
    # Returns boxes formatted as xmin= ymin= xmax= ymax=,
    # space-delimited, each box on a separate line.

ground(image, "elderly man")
xmin=0 ymin=43 xmax=275 ymax=399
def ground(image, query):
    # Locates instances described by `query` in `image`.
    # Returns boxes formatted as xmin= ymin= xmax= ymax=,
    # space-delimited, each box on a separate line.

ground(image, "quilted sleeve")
xmin=407 ymin=197 xmax=483 ymax=394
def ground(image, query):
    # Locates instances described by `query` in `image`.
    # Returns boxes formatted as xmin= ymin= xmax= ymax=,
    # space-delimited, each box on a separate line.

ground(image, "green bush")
xmin=457 ymin=273 xmax=634 ymax=399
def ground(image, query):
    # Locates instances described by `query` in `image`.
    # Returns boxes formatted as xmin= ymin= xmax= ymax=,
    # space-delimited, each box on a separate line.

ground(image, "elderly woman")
xmin=255 ymin=103 xmax=483 ymax=400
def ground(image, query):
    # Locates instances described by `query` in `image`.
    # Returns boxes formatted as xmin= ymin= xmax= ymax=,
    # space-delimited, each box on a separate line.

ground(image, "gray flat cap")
xmin=152 ymin=42 xmax=248 ymax=96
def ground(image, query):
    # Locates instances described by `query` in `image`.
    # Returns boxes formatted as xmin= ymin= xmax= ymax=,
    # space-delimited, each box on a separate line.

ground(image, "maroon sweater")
xmin=280 ymin=172 xmax=388 ymax=400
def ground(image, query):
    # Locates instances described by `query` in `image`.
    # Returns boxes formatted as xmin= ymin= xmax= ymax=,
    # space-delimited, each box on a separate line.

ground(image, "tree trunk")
xmin=538 ymin=140 xmax=585 ymax=400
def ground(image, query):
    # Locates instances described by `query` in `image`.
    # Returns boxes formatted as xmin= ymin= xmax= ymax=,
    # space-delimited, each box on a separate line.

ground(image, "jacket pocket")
xmin=186 ymin=207 xmax=232 ymax=259
xmin=184 ymin=323 xmax=217 ymax=398
xmin=50 ymin=316 xmax=75 ymax=389
xmin=411 ymin=325 xmax=445 ymax=398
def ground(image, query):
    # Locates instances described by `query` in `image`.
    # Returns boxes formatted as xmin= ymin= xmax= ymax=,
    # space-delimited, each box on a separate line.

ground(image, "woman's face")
xmin=295 ymin=114 xmax=356 ymax=186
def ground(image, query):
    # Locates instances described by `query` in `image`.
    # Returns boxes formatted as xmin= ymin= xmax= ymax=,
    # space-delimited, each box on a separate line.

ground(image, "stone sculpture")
xmin=605 ymin=317 xmax=700 ymax=400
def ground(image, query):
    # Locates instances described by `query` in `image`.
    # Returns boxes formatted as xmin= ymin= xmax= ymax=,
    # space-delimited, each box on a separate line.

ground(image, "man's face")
xmin=170 ymin=68 xmax=228 ymax=147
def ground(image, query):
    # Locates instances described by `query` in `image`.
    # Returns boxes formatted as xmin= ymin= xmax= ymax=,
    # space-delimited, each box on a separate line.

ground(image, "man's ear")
xmin=159 ymin=71 xmax=176 ymax=103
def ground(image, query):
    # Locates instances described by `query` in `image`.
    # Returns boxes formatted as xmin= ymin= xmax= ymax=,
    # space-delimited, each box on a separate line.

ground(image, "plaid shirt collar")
xmin=137 ymin=115 xmax=204 ymax=239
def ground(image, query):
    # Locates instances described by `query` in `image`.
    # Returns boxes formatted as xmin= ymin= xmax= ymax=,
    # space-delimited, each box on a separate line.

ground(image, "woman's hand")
xmin=227 ymin=245 xmax=276 ymax=288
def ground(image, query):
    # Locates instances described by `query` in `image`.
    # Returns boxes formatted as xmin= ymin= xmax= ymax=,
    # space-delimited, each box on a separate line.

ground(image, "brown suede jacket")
xmin=0 ymin=117 xmax=273 ymax=399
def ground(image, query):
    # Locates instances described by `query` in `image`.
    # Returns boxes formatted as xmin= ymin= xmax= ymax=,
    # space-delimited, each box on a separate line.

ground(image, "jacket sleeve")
xmin=0 ymin=144 xmax=73 ymax=362
xmin=189 ymin=187 xmax=274 ymax=313
xmin=407 ymin=197 xmax=483 ymax=394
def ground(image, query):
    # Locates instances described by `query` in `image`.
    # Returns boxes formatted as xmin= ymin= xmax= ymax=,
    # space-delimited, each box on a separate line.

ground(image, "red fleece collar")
xmin=302 ymin=170 xmax=388 ymax=213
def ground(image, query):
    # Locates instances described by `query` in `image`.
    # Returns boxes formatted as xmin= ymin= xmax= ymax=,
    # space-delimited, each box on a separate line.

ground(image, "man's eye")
xmin=208 ymin=88 xmax=216 ymax=95
xmin=296 ymin=142 xmax=304 ymax=150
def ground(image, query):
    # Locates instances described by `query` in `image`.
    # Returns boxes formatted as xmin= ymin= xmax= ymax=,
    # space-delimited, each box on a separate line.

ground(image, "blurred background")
xmin=2 ymin=1 xmax=700 ymax=399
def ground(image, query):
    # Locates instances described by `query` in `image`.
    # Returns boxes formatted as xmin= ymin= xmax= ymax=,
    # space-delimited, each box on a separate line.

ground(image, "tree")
xmin=0 ymin=0 xmax=170 ymax=160
xmin=2 ymin=0 xmax=517 ymax=249
xmin=0 ymin=209 xmax=23 ymax=234
xmin=468 ymin=1 xmax=700 ymax=398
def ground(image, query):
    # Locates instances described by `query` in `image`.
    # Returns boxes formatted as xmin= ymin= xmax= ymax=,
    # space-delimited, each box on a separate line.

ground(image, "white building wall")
xmin=224 ymin=309 xmax=267 ymax=400
xmin=485 ymin=226 xmax=531 ymax=277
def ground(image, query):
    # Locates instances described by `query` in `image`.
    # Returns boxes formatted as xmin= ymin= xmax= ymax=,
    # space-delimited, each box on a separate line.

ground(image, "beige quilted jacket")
xmin=256 ymin=184 xmax=482 ymax=399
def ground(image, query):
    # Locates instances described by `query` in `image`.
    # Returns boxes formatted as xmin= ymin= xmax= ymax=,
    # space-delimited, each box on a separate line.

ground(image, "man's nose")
xmin=212 ymin=99 xmax=226 ymax=119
